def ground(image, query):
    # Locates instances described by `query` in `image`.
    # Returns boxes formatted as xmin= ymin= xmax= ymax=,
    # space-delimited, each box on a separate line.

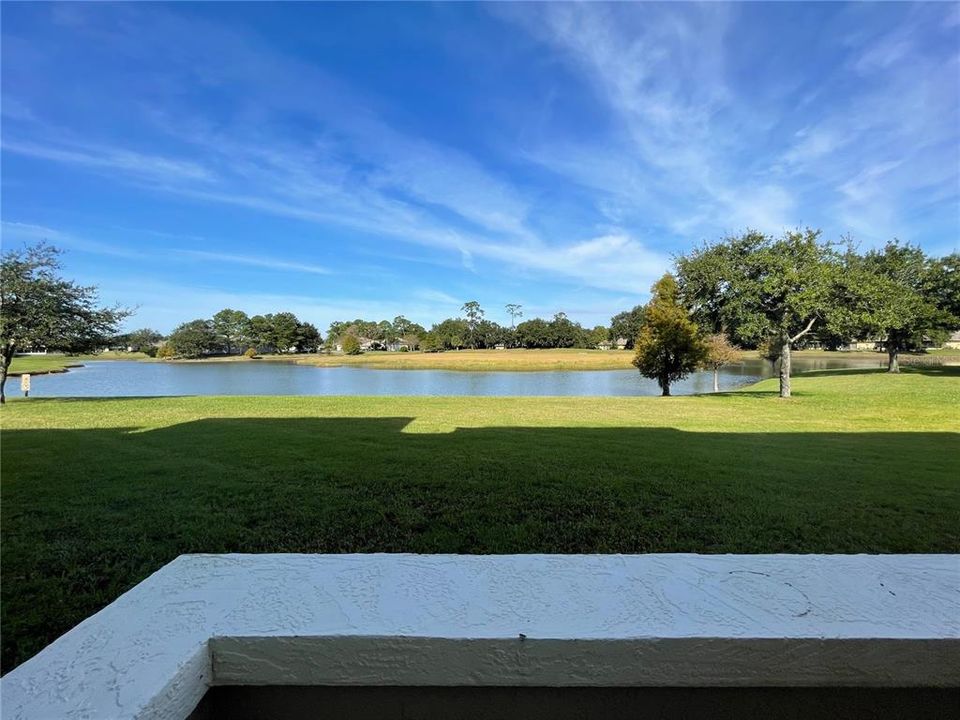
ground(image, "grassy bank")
xmin=289 ymin=347 xmax=959 ymax=372
xmin=300 ymin=348 xmax=637 ymax=371
xmin=7 ymin=352 xmax=149 ymax=375
xmin=1 ymin=367 xmax=958 ymax=670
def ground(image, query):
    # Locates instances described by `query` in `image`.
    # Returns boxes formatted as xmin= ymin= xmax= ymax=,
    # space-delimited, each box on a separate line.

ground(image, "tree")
xmin=925 ymin=253 xmax=960 ymax=320
xmin=843 ymin=243 xmax=955 ymax=373
xmin=269 ymin=312 xmax=300 ymax=352
xmin=212 ymin=308 xmax=249 ymax=355
xmin=677 ymin=229 xmax=839 ymax=398
xmin=505 ymin=303 xmax=523 ymax=330
xmin=420 ymin=331 xmax=443 ymax=353
xmin=167 ymin=319 xmax=217 ymax=359
xmin=701 ymin=333 xmax=739 ymax=393
xmin=587 ymin=325 xmax=609 ymax=348
xmin=341 ymin=334 xmax=362 ymax=355
xmin=548 ymin=312 xmax=585 ymax=348
xmin=431 ymin=318 xmax=470 ymax=350
xmin=393 ymin=315 xmax=413 ymax=338
xmin=0 ymin=244 xmax=130 ymax=403
xmin=246 ymin=315 xmax=272 ymax=350
xmin=632 ymin=274 xmax=707 ymax=396
xmin=461 ymin=301 xmax=485 ymax=349
xmin=124 ymin=328 xmax=163 ymax=353
xmin=295 ymin=322 xmax=321 ymax=353
xmin=515 ymin=318 xmax=551 ymax=348
xmin=609 ymin=305 xmax=645 ymax=348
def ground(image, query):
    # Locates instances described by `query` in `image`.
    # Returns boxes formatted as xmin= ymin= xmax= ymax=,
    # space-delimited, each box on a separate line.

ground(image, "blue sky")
xmin=2 ymin=2 xmax=958 ymax=333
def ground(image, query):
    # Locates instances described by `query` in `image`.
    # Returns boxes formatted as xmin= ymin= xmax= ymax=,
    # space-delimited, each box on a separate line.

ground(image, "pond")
xmin=23 ymin=356 xmax=886 ymax=398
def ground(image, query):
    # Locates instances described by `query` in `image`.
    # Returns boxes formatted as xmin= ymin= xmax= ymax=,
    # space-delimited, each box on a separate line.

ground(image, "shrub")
xmin=399 ymin=346 xmax=409 ymax=352
xmin=243 ymin=347 xmax=258 ymax=359
xmin=156 ymin=344 xmax=176 ymax=359
xmin=341 ymin=334 xmax=362 ymax=355
xmin=142 ymin=346 xmax=158 ymax=358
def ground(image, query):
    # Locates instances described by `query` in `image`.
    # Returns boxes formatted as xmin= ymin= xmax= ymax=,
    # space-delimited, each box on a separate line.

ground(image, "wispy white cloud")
xmin=1 ymin=3 xmax=668 ymax=297
xmin=2 ymin=221 xmax=333 ymax=277
xmin=1 ymin=138 xmax=214 ymax=184
xmin=495 ymin=3 xmax=800 ymax=239
xmin=177 ymin=250 xmax=331 ymax=276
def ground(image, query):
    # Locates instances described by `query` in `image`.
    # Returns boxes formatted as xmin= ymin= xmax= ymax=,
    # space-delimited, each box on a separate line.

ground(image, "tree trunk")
xmin=0 ymin=343 xmax=15 ymax=405
xmin=888 ymin=345 xmax=899 ymax=374
xmin=713 ymin=368 xmax=720 ymax=393
xmin=779 ymin=337 xmax=792 ymax=398
xmin=661 ymin=375 xmax=671 ymax=396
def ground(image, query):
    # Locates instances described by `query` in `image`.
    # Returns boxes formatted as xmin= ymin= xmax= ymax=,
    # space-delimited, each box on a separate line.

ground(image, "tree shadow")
xmin=2 ymin=417 xmax=958 ymax=671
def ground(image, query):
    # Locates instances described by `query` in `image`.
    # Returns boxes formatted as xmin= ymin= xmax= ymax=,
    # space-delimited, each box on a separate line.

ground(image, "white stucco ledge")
xmin=2 ymin=553 xmax=959 ymax=720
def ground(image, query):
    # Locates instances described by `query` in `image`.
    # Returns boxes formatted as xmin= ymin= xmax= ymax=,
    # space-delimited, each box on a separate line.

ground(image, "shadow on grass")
xmin=2 ymin=417 xmax=959 ymax=671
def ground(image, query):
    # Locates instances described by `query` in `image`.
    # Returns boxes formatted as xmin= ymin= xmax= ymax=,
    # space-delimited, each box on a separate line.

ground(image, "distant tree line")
xmin=161 ymin=309 xmax=321 ymax=359
xmin=329 ymin=303 xmax=612 ymax=353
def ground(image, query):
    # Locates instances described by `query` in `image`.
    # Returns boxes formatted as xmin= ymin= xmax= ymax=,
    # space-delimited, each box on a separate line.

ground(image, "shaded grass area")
xmin=1 ymin=368 xmax=958 ymax=671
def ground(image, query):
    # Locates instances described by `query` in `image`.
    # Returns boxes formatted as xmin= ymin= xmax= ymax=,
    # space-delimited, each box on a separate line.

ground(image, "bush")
xmin=243 ymin=347 xmax=258 ymax=359
xmin=399 ymin=346 xmax=409 ymax=352
xmin=142 ymin=346 xmax=158 ymax=358
xmin=341 ymin=335 xmax=362 ymax=355
xmin=156 ymin=344 xmax=176 ymax=359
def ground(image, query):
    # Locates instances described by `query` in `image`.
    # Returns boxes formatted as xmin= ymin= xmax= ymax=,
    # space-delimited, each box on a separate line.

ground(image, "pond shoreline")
xmin=16 ymin=355 xmax=898 ymax=398
xmin=11 ymin=348 xmax=958 ymax=378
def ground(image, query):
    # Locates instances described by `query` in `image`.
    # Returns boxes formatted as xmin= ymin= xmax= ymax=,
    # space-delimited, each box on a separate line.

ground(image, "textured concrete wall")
xmin=2 ymin=553 xmax=959 ymax=720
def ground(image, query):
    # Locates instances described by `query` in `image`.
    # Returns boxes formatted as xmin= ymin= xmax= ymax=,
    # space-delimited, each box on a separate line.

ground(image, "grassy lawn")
xmin=7 ymin=352 xmax=149 ymax=375
xmin=1 ymin=367 xmax=958 ymax=670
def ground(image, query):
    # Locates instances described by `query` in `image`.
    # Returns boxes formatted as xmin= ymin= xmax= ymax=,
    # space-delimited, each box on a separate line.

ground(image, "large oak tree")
xmin=677 ymin=229 xmax=839 ymax=398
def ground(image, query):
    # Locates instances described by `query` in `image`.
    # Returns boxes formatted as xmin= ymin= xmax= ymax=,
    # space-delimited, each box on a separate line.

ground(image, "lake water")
xmin=23 ymin=356 xmax=886 ymax=398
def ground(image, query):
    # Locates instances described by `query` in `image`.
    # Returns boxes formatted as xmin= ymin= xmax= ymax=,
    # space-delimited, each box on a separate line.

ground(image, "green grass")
xmin=1 ymin=368 xmax=958 ymax=671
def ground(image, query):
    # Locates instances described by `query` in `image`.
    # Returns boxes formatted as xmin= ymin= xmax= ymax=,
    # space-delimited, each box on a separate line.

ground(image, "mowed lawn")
xmin=1 ymin=368 xmax=958 ymax=670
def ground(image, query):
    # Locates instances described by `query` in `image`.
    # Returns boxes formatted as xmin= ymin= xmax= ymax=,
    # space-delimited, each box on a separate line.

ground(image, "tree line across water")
xmin=1 ymin=231 xmax=957 ymax=400
xmin=132 ymin=303 xmax=630 ymax=358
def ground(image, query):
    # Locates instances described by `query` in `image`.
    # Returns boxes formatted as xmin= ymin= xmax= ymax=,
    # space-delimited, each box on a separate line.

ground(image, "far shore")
xmin=9 ymin=347 xmax=959 ymax=376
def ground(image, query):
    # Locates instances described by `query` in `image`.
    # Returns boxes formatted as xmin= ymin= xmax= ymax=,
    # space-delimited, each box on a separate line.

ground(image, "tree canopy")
xmin=632 ymin=274 xmax=706 ymax=396
xmin=609 ymin=305 xmax=645 ymax=348
xmin=0 ymin=243 xmax=130 ymax=402
xmin=676 ymin=229 xmax=840 ymax=397
xmin=836 ymin=242 xmax=955 ymax=372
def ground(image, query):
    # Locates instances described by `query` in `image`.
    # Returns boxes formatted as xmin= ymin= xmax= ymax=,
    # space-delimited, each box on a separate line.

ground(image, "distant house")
xmin=945 ymin=330 xmax=960 ymax=350
xmin=614 ymin=337 xmax=629 ymax=350
xmin=385 ymin=341 xmax=410 ymax=352
xmin=596 ymin=340 xmax=613 ymax=350
xmin=842 ymin=338 xmax=881 ymax=352
xmin=494 ymin=343 xmax=506 ymax=350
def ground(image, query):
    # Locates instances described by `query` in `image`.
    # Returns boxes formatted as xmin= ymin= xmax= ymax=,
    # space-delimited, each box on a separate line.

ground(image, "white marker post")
xmin=20 ymin=373 xmax=31 ymax=398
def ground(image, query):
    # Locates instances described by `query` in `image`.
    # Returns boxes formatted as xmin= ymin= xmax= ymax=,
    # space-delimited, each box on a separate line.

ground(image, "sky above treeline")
xmin=2 ymin=2 xmax=958 ymax=333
